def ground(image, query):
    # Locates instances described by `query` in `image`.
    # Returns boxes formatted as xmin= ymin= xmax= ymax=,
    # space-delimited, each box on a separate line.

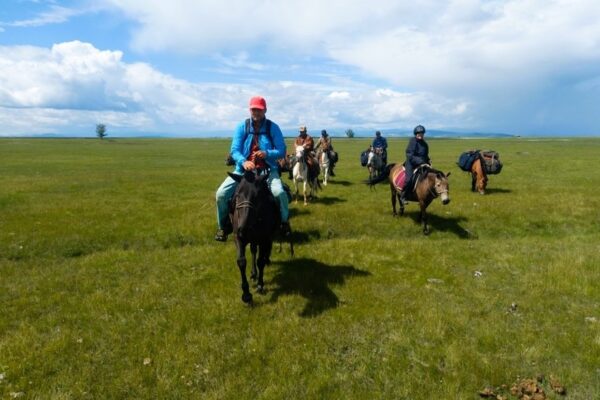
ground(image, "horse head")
xmin=295 ymin=145 xmax=305 ymax=161
xmin=228 ymin=171 xmax=270 ymax=240
xmin=434 ymin=171 xmax=451 ymax=205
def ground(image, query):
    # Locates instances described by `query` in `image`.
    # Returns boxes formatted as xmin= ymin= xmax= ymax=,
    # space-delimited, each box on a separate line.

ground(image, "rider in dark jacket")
xmin=371 ymin=130 xmax=388 ymax=165
xmin=401 ymin=125 xmax=430 ymax=201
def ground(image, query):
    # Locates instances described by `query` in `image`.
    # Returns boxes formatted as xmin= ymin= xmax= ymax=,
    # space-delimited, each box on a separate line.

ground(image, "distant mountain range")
xmin=14 ymin=129 xmax=517 ymax=139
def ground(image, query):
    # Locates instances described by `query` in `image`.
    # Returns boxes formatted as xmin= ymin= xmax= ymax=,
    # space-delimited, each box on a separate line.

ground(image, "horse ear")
xmin=446 ymin=171 xmax=451 ymax=177
xmin=228 ymin=172 xmax=242 ymax=182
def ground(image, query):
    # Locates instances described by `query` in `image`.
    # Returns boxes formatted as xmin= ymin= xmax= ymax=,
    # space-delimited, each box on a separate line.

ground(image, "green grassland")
xmin=1 ymin=137 xmax=599 ymax=399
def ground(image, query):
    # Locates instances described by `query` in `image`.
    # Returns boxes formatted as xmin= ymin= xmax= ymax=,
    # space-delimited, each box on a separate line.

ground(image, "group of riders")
xmin=214 ymin=96 xmax=431 ymax=242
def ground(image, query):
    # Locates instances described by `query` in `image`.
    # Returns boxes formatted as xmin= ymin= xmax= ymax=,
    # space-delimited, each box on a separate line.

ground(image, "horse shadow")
xmin=269 ymin=258 xmax=371 ymax=317
xmin=289 ymin=229 xmax=321 ymax=244
xmin=483 ymin=187 xmax=512 ymax=194
xmin=405 ymin=212 xmax=473 ymax=239
xmin=288 ymin=207 xmax=312 ymax=218
xmin=314 ymin=196 xmax=346 ymax=205
xmin=327 ymin=180 xmax=353 ymax=186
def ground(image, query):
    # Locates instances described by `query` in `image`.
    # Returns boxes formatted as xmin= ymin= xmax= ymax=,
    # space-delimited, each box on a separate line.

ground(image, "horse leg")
xmin=256 ymin=241 xmax=272 ymax=294
xmin=323 ymin=164 xmax=328 ymax=186
xmin=250 ymin=242 xmax=258 ymax=282
xmin=390 ymin=184 xmax=397 ymax=216
xmin=303 ymin=181 xmax=308 ymax=205
xmin=236 ymin=242 xmax=253 ymax=304
xmin=419 ymin=201 xmax=430 ymax=235
xmin=471 ymin=173 xmax=476 ymax=192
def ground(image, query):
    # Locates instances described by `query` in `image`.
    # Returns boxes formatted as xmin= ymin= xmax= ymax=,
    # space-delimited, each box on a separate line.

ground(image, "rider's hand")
xmin=243 ymin=161 xmax=255 ymax=171
xmin=254 ymin=150 xmax=266 ymax=159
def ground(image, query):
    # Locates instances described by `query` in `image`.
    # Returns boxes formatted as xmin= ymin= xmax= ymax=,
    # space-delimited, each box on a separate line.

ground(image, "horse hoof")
xmin=423 ymin=229 xmax=430 ymax=236
xmin=241 ymin=293 xmax=253 ymax=304
xmin=257 ymin=285 xmax=266 ymax=294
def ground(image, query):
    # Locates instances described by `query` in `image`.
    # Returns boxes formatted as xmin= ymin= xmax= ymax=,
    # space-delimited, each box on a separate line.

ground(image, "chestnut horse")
xmin=369 ymin=163 xmax=451 ymax=235
xmin=471 ymin=157 xmax=488 ymax=194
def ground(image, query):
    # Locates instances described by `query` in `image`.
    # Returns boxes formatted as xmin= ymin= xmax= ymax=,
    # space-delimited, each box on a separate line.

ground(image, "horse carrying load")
xmin=457 ymin=150 xmax=503 ymax=175
xmin=457 ymin=150 xmax=503 ymax=194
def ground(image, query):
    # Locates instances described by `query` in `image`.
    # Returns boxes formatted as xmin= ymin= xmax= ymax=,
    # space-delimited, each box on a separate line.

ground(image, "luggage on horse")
xmin=480 ymin=150 xmax=503 ymax=174
xmin=330 ymin=150 xmax=339 ymax=164
xmin=457 ymin=150 xmax=480 ymax=172
xmin=360 ymin=150 xmax=368 ymax=167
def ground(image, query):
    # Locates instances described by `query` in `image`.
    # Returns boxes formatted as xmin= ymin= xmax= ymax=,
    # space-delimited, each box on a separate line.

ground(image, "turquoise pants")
xmin=215 ymin=170 xmax=289 ymax=229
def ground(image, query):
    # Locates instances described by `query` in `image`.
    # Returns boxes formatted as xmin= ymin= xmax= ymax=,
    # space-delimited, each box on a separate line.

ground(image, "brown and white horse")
xmin=292 ymin=146 xmax=320 ymax=205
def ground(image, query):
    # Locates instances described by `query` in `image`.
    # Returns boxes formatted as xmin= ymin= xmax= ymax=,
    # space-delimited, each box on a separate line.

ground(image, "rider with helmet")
xmin=371 ymin=130 xmax=388 ymax=165
xmin=315 ymin=129 xmax=336 ymax=176
xmin=401 ymin=125 xmax=431 ymax=203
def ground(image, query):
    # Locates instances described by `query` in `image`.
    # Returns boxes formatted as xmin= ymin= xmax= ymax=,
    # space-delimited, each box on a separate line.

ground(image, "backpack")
xmin=330 ymin=150 xmax=339 ymax=163
xmin=360 ymin=150 xmax=368 ymax=167
xmin=226 ymin=119 xmax=274 ymax=166
xmin=457 ymin=150 xmax=480 ymax=171
xmin=480 ymin=150 xmax=503 ymax=174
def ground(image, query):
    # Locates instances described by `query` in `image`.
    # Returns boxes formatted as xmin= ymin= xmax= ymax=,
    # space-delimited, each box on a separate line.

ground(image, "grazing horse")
xmin=228 ymin=170 xmax=279 ymax=304
xmin=369 ymin=163 xmax=451 ymax=235
xmin=317 ymin=149 xmax=330 ymax=186
xmin=293 ymin=145 xmax=320 ymax=205
xmin=367 ymin=147 xmax=384 ymax=180
xmin=471 ymin=156 xmax=488 ymax=194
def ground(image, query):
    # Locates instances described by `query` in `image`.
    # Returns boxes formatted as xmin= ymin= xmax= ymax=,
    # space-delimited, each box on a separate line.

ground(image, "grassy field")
xmin=1 ymin=137 xmax=599 ymax=399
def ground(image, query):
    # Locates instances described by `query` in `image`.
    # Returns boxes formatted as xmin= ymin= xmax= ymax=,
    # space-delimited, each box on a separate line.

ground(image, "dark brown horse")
xmin=228 ymin=170 xmax=280 ymax=304
xmin=369 ymin=163 xmax=451 ymax=235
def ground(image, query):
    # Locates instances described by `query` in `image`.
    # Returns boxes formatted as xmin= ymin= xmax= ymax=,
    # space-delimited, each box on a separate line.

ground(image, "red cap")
xmin=249 ymin=96 xmax=267 ymax=110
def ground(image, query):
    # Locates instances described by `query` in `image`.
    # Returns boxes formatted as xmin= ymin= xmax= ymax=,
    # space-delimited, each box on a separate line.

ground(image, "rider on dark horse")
xmin=400 ymin=125 xmax=431 ymax=204
xmin=315 ymin=129 xmax=336 ymax=176
xmin=215 ymin=96 xmax=291 ymax=241
xmin=371 ymin=130 xmax=388 ymax=166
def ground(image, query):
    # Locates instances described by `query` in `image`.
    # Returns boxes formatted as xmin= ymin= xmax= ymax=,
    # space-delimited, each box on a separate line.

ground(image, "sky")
xmin=1 ymin=0 xmax=600 ymax=137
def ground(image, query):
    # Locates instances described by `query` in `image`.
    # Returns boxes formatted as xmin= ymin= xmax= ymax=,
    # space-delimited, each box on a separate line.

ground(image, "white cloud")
xmin=0 ymin=5 xmax=88 ymax=28
xmin=0 ymin=41 xmax=473 ymax=135
xmin=101 ymin=0 xmax=600 ymax=134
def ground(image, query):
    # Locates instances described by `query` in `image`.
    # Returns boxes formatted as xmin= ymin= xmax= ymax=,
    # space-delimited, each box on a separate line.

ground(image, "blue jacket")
xmin=372 ymin=136 xmax=388 ymax=149
xmin=230 ymin=118 xmax=286 ymax=174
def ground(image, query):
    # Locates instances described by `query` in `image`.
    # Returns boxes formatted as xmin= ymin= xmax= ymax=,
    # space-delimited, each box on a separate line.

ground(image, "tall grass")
xmin=1 ymin=137 xmax=599 ymax=399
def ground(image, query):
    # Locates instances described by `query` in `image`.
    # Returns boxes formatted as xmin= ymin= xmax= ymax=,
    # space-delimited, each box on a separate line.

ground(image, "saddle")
xmin=392 ymin=165 xmax=429 ymax=193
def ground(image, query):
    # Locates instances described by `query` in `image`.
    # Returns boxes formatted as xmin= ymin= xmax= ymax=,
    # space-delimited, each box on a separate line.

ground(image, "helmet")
xmin=249 ymin=96 xmax=267 ymax=110
xmin=413 ymin=125 xmax=426 ymax=135
xmin=321 ymin=129 xmax=327 ymax=136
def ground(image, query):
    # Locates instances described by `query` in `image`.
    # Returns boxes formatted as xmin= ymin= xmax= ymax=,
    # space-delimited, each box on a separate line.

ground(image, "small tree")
xmin=345 ymin=128 xmax=355 ymax=138
xmin=96 ymin=123 xmax=107 ymax=140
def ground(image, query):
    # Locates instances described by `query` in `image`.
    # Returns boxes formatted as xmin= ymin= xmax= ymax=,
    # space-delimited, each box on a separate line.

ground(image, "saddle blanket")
xmin=392 ymin=167 xmax=406 ymax=191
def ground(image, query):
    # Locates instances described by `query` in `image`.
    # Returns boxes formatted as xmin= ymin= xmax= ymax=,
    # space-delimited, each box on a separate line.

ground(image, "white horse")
xmin=318 ymin=149 xmax=330 ymax=186
xmin=367 ymin=147 xmax=384 ymax=180
xmin=293 ymin=145 xmax=318 ymax=205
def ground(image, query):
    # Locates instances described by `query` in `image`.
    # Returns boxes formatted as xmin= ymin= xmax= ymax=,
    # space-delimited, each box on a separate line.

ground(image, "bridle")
xmin=235 ymin=200 xmax=254 ymax=210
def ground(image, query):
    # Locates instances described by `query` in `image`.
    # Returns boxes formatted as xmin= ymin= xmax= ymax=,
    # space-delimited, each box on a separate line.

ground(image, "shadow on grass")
xmin=288 ymin=207 xmax=312 ymax=218
xmin=483 ymin=187 xmax=512 ymax=194
xmin=269 ymin=257 xmax=371 ymax=317
xmin=404 ymin=211 xmax=473 ymax=239
xmin=314 ymin=196 xmax=347 ymax=205
xmin=327 ymin=179 xmax=353 ymax=186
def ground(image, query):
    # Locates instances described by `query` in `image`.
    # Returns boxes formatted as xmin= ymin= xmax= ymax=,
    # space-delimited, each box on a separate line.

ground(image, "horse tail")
xmin=366 ymin=163 xmax=395 ymax=186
